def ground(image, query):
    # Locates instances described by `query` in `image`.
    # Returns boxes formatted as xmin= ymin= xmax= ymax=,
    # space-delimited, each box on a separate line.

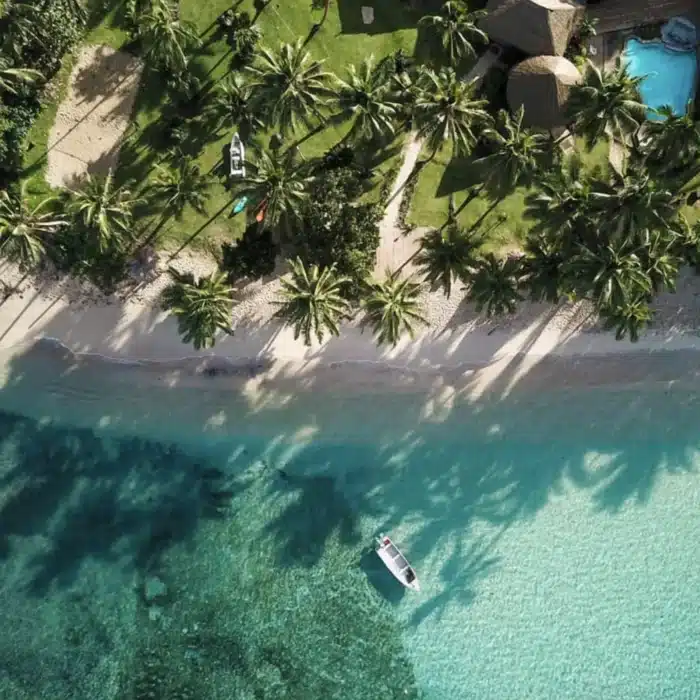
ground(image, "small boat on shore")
xmin=375 ymin=534 xmax=420 ymax=591
xmin=229 ymin=132 xmax=246 ymax=177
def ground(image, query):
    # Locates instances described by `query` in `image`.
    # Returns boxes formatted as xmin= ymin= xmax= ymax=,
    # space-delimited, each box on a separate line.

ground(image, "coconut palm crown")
xmin=246 ymin=40 xmax=334 ymax=135
xmin=475 ymin=107 xmax=552 ymax=193
xmin=414 ymin=224 xmax=482 ymax=298
xmin=361 ymin=271 xmax=427 ymax=347
xmin=418 ymin=1 xmax=488 ymax=65
xmin=567 ymin=61 xmax=647 ymax=148
xmin=0 ymin=182 xmax=66 ymax=268
xmin=133 ymin=1 xmax=200 ymax=75
xmin=161 ymin=268 xmax=234 ymax=350
xmin=275 ymin=257 xmax=352 ymax=346
xmin=153 ymin=161 xmax=211 ymax=219
xmin=69 ymin=171 xmax=139 ymax=252
xmin=236 ymin=147 xmax=312 ymax=231
xmin=334 ymin=56 xmax=400 ymax=142
xmin=413 ymin=67 xmax=491 ymax=157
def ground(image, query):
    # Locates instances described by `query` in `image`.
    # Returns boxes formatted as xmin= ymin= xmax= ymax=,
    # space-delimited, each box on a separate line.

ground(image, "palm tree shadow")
xmin=0 ymin=405 xmax=250 ymax=595
xmin=410 ymin=533 xmax=501 ymax=626
xmin=265 ymin=470 xmax=364 ymax=568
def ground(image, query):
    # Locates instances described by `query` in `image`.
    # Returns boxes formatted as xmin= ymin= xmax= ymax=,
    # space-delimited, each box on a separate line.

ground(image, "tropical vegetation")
xmin=0 ymin=0 xmax=699 ymax=349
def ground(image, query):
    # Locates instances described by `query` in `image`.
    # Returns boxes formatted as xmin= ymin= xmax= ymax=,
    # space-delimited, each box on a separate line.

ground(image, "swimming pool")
xmin=623 ymin=38 xmax=697 ymax=121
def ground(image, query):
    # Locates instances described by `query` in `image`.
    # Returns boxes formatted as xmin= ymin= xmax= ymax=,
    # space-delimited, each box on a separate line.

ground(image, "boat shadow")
xmin=359 ymin=549 xmax=407 ymax=605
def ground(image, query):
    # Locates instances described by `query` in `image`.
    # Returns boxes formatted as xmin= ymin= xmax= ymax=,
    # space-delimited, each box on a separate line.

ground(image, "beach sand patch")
xmin=46 ymin=44 xmax=143 ymax=188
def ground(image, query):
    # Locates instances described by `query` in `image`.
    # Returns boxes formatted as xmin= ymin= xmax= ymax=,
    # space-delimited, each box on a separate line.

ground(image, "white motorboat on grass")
xmin=229 ymin=132 xmax=246 ymax=177
xmin=375 ymin=534 xmax=420 ymax=591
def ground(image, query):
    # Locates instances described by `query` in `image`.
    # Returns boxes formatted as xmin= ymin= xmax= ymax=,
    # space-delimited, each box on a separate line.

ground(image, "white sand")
xmin=2 ymin=249 xmax=700 ymax=407
xmin=46 ymin=45 xmax=143 ymax=188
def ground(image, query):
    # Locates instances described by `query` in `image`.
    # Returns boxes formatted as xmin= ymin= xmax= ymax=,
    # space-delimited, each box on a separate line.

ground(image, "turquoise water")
xmin=623 ymin=38 xmax=697 ymax=121
xmin=1 ymin=343 xmax=700 ymax=698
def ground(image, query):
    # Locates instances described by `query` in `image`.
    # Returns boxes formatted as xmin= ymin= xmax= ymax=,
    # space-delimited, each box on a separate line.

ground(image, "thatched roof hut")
xmin=481 ymin=0 xmax=584 ymax=56
xmin=506 ymin=55 xmax=582 ymax=129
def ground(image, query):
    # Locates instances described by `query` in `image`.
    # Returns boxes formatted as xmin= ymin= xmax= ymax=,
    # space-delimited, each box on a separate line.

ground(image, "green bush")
xmin=289 ymin=168 xmax=381 ymax=292
xmin=221 ymin=225 xmax=279 ymax=283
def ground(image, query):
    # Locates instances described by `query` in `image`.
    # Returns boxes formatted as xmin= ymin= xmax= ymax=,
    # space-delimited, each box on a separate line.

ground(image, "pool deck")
xmin=588 ymin=0 xmax=700 ymax=35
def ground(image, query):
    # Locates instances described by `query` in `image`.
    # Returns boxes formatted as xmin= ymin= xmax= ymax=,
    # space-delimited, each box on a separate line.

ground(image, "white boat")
xmin=229 ymin=132 xmax=246 ymax=177
xmin=375 ymin=534 xmax=420 ymax=591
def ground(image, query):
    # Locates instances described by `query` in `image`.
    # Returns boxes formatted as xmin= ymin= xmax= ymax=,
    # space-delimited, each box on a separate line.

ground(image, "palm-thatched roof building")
xmin=506 ymin=55 xmax=582 ymax=129
xmin=481 ymin=0 xmax=585 ymax=56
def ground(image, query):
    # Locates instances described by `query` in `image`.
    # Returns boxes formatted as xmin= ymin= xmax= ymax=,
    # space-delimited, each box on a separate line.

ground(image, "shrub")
xmin=221 ymin=225 xmax=279 ymax=283
xmin=289 ymin=168 xmax=381 ymax=293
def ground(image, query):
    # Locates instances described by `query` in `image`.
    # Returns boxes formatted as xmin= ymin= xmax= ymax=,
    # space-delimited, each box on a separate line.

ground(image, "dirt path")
xmin=374 ymin=134 xmax=425 ymax=274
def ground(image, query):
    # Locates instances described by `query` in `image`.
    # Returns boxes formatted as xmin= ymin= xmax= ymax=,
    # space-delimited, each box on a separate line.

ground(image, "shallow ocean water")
xmin=1 ymin=344 xmax=700 ymax=699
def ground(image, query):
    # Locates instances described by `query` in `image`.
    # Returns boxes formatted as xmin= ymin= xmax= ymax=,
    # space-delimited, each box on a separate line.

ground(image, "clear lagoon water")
xmin=1 ymin=342 xmax=700 ymax=699
xmin=623 ymin=38 xmax=697 ymax=121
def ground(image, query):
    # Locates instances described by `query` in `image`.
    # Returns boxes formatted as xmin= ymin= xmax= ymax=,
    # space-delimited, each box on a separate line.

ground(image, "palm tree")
xmin=361 ymin=271 xmax=427 ymax=347
xmin=246 ymin=40 xmax=334 ymax=135
xmin=564 ymin=238 xmax=652 ymax=310
xmin=640 ymin=106 xmax=700 ymax=175
xmin=236 ymin=147 xmax=311 ymax=231
xmin=587 ymin=170 xmax=678 ymax=246
xmin=333 ymin=56 xmax=400 ymax=142
xmin=463 ymin=106 xmax=551 ymax=222
xmin=69 ymin=172 xmax=139 ymax=252
xmin=161 ymin=269 xmax=234 ymax=350
xmin=476 ymin=107 xmax=551 ymax=193
xmin=413 ymin=67 xmax=491 ymax=158
xmin=0 ymin=183 xmax=66 ymax=268
xmin=134 ymin=1 xmax=200 ymax=75
xmin=519 ymin=233 xmax=567 ymax=303
xmin=525 ymin=154 xmax=594 ymax=248
xmin=414 ymin=224 xmax=482 ymax=297
xmin=0 ymin=60 xmax=42 ymax=94
xmin=600 ymin=296 xmax=652 ymax=342
xmin=465 ymin=253 xmax=523 ymax=317
xmin=209 ymin=74 xmax=263 ymax=137
xmin=1 ymin=2 xmax=41 ymax=60
xmin=142 ymin=162 xmax=211 ymax=246
xmin=639 ymin=228 xmax=682 ymax=294
xmin=418 ymin=1 xmax=488 ymax=65
xmin=275 ymin=257 xmax=352 ymax=345
xmin=153 ymin=161 xmax=211 ymax=219
xmin=567 ymin=61 xmax=647 ymax=148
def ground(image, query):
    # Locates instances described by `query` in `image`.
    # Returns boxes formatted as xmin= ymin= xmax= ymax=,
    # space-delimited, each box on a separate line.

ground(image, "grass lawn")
xmin=407 ymin=135 xmax=613 ymax=253
xmin=23 ymin=0 xmax=421 ymax=255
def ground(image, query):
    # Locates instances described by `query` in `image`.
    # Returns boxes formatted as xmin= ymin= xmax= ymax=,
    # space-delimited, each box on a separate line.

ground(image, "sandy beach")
xmin=2 ymin=252 xmax=700 ymax=397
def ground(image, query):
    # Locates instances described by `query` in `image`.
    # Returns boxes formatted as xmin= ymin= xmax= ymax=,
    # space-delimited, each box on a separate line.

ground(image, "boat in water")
xmin=375 ymin=534 xmax=420 ymax=591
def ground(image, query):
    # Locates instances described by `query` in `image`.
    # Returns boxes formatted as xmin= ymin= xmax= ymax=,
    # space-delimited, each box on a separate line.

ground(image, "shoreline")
xmin=3 ymin=258 xmax=700 ymax=407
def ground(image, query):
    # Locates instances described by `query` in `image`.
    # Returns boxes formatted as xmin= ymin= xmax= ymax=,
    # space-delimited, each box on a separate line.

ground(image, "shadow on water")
xmin=359 ymin=548 xmax=407 ymax=605
xmin=0 ymin=411 xmax=250 ymax=595
xmin=267 ymin=469 xmax=363 ymax=568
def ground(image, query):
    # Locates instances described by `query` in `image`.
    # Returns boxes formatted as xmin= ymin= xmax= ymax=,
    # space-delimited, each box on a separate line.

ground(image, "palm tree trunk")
xmin=443 ymin=183 xmax=486 ymax=228
xmin=134 ymin=211 xmax=172 ymax=253
xmin=289 ymin=120 xmax=327 ymax=150
xmin=396 ymin=246 xmax=421 ymax=275
xmin=320 ymin=0 xmax=330 ymax=25
xmin=167 ymin=198 xmax=237 ymax=262
xmin=468 ymin=197 xmax=502 ymax=234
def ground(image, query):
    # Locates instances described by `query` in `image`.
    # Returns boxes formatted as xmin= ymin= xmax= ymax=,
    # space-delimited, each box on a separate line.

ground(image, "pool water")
xmin=623 ymin=38 xmax=697 ymax=121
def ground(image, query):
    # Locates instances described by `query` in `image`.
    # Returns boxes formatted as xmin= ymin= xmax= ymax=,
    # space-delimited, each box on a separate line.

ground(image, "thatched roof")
xmin=481 ymin=0 xmax=584 ymax=56
xmin=506 ymin=55 xmax=581 ymax=129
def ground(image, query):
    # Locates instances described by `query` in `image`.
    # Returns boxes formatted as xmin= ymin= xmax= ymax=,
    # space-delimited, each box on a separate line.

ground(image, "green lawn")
xmin=23 ymin=0 xmax=421 ymax=254
xmin=406 ymin=135 xmax=613 ymax=253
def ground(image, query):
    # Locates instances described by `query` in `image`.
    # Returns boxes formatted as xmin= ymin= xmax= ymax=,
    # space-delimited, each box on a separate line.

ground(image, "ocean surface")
xmin=1 ymin=342 xmax=700 ymax=699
